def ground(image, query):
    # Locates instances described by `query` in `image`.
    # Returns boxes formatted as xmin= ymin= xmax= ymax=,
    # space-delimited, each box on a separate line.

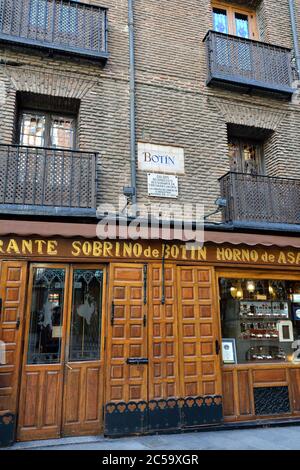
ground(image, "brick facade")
xmin=0 ymin=0 xmax=299 ymax=220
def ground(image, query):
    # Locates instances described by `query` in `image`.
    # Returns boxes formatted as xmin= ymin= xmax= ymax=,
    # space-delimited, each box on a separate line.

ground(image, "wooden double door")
xmin=106 ymin=263 xmax=222 ymax=407
xmin=17 ymin=263 xmax=106 ymax=441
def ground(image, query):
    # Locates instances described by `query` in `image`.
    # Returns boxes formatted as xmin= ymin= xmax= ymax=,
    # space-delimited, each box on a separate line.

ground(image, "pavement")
xmin=2 ymin=424 xmax=300 ymax=450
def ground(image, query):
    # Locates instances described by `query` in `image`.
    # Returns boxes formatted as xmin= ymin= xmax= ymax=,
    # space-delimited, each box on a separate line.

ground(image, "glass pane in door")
xmin=69 ymin=269 xmax=103 ymax=362
xmin=27 ymin=268 xmax=65 ymax=364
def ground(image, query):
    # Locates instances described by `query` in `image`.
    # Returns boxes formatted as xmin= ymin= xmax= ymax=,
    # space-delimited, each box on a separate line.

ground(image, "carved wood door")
xmin=106 ymin=263 xmax=148 ymax=404
xmin=17 ymin=264 xmax=70 ymax=441
xmin=17 ymin=264 xmax=105 ymax=441
xmin=0 ymin=261 xmax=28 ymax=419
xmin=62 ymin=266 xmax=105 ymax=436
xmin=177 ymin=266 xmax=222 ymax=399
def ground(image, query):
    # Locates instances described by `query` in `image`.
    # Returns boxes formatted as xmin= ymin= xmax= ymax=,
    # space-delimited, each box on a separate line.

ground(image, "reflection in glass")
xmin=235 ymin=13 xmax=249 ymax=38
xmin=213 ymin=8 xmax=228 ymax=34
xmin=27 ymin=268 xmax=65 ymax=364
xmin=19 ymin=113 xmax=46 ymax=147
xmin=69 ymin=270 xmax=103 ymax=362
xmin=50 ymin=116 xmax=75 ymax=149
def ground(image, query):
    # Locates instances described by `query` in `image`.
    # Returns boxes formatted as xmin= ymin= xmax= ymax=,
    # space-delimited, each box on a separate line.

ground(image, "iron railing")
xmin=220 ymin=172 xmax=300 ymax=226
xmin=0 ymin=144 xmax=97 ymax=210
xmin=0 ymin=0 xmax=108 ymax=60
xmin=204 ymin=31 xmax=294 ymax=96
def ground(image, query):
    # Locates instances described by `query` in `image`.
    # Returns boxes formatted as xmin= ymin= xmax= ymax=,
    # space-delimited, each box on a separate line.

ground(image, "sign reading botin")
xmin=138 ymin=143 xmax=185 ymax=174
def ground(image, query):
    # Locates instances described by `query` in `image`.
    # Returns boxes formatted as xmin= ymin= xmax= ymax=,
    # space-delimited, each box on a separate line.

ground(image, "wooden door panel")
xmin=17 ymin=265 xmax=69 ymax=441
xmin=178 ymin=266 xmax=221 ymax=397
xmin=62 ymin=266 xmax=105 ymax=436
xmin=63 ymin=363 xmax=102 ymax=435
xmin=0 ymin=261 xmax=27 ymax=415
xmin=106 ymin=264 xmax=147 ymax=403
xmin=18 ymin=367 xmax=63 ymax=440
xmin=148 ymin=264 xmax=180 ymax=400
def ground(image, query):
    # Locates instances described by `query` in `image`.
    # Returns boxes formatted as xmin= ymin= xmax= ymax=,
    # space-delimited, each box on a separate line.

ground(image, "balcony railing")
xmin=0 ymin=0 xmax=108 ymax=61
xmin=204 ymin=31 xmax=294 ymax=97
xmin=220 ymin=172 xmax=300 ymax=228
xmin=0 ymin=144 xmax=97 ymax=213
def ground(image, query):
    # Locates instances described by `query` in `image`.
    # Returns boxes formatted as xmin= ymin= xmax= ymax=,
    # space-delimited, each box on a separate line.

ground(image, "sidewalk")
xmin=3 ymin=425 xmax=300 ymax=450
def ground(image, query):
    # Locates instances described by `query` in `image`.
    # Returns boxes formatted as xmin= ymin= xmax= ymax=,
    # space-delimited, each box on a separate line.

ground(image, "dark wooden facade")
xmin=1 ymin=236 xmax=300 ymax=441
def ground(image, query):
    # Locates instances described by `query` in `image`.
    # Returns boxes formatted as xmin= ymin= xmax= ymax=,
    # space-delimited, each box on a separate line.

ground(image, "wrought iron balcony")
xmin=0 ymin=0 xmax=108 ymax=61
xmin=0 ymin=144 xmax=97 ymax=215
xmin=204 ymin=31 xmax=294 ymax=97
xmin=219 ymin=172 xmax=300 ymax=229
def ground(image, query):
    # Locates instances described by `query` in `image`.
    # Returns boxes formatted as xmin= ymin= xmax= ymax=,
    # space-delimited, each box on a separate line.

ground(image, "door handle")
xmin=215 ymin=339 xmax=221 ymax=356
xmin=66 ymin=364 xmax=73 ymax=371
xmin=126 ymin=358 xmax=149 ymax=365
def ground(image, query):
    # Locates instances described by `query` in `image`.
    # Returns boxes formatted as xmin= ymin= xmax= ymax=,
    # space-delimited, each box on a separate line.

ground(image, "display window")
xmin=219 ymin=277 xmax=300 ymax=364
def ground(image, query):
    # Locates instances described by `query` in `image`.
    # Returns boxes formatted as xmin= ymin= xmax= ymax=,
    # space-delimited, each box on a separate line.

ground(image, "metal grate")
xmin=254 ymin=387 xmax=290 ymax=416
xmin=0 ymin=0 xmax=108 ymax=60
xmin=204 ymin=30 xmax=294 ymax=96
xmin=220 ymin=172 xmax=300 ymax=226
xmin=0 ymin=144 xmax=97 ymax=209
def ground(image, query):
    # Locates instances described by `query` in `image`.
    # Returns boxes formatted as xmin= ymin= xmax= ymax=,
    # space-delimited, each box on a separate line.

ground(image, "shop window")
xmin=219 ymin=277 xmax=300 ymax=365
xmin=212 ymin=1 xmax=259 ymax=40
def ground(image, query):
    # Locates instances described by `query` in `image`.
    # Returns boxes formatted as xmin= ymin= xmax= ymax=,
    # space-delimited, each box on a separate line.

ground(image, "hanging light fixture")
xmin=246 ymin=280 xmax=255 ymax=293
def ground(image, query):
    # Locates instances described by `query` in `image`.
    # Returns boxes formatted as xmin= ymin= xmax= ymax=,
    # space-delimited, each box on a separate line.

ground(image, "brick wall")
xmin=0 ymin=0 xmax=299 ymax=220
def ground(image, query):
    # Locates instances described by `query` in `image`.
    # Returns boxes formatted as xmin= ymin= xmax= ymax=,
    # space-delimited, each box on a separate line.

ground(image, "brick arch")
xmin=4 ymin=66 xmax=96 ymax=100
xmin=213 ymin=100 xmax=287 ymax=131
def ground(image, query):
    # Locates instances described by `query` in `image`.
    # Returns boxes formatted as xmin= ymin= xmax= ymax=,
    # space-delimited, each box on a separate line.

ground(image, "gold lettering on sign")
xmin=72 ymin=241 xmax=81 ymax=256
xmin=22 ymin=240 xmax=33 ymax=254
xmin=217 ymin=247 xmax=259 ymax=263
xmin=7 ymin=239 xmax=20 ymax=254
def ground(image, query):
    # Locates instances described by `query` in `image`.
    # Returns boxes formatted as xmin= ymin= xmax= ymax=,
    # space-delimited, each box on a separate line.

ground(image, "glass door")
xmin=17 ymin=264 xmax=105 ymax=441
xmin=62 ymin=266 xmax=105 ymax=436
xmin=17 ymin=265 xmax=69 ymax=441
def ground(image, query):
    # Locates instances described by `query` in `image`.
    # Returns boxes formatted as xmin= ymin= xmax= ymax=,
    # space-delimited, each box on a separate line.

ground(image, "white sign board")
xmin=138 ymin=143 xmax=184 ymax=175
xmin=147 ymin=173 xmax=178 ymax=198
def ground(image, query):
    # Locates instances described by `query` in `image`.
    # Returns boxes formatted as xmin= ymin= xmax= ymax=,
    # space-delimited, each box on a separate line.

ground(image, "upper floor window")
xmin=228 ymin=137 xmax=263 ymax=175
xmin=212 ymin=1 xmax=258 ymax=40
xmin=19 ymin=112 xmax=76 ymax=149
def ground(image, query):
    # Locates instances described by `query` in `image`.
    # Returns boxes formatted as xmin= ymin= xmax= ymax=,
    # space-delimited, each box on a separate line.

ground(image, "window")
xmin=219 ymin=277 xmax=300 ymax=365
xmin=228 ymin=137 xmax=263 ymax=174
xmin=212 ymin=1 xmax=258 ymax=40
xmin=19 ymin=111 xmax=76 ymax=149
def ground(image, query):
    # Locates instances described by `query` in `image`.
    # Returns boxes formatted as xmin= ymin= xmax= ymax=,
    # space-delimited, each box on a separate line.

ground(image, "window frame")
xmin=18 ymin=109 xmax=77 ymax=150
xmin=212 ymin=1 xmax=259 ymax=40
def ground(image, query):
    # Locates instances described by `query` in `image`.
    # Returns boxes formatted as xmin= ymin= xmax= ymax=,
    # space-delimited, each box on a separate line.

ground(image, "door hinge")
xmin=215 ymin=339 xmax=220 ymax=356
xmin=111 ymin=301 xmax=115 ymax=326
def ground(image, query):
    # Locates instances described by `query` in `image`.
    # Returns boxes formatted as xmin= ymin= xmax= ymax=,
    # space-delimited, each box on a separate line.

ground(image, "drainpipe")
xmin=289 ymin=0 xmax=300 ymax=78
xmin=128 ymin=0 xmax=137 ymax=210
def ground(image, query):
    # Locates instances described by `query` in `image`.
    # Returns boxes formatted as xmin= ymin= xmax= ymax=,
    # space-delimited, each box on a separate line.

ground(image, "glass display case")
xmin=219 ymin=278 xmax=300 ymax=364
